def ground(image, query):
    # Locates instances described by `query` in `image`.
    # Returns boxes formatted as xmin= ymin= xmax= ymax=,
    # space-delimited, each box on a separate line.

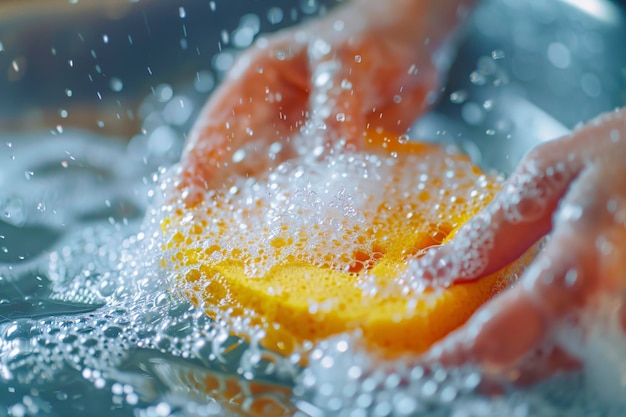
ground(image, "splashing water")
xmin=0 ymin=119 xmax=624 ymax=417
xmin=2 ymin=0 xmax=626 ymax=414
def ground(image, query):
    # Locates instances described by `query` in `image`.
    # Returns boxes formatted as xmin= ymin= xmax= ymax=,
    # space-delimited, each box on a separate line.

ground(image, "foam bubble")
xmin=159 ymin=142 xmax=499 ymax=287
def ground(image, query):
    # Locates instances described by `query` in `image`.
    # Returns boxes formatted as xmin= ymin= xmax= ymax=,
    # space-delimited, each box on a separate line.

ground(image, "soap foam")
xmin=159 ymin=142 xmax=500 ymax=289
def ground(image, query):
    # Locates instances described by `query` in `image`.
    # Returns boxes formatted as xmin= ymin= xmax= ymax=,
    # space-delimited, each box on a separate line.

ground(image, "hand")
xmin=175 ymin=0 xmax=473 ymax=206
xmin=421 ymin=108 xmax=626 ymax=384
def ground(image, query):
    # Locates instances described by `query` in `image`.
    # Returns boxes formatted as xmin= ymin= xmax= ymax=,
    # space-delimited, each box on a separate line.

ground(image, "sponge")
xmin=160 ymin=130 xmax=523 ymax=356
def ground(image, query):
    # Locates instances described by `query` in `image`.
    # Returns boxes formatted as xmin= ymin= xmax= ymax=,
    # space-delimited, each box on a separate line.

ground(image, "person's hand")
xmin=419 ymin=108 xmax=626 ymax=384
xmin=175 ymin=0 xmax=473 ymax=206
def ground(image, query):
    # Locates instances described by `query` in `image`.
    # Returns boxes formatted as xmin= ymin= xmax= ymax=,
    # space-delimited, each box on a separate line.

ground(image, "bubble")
xmin=581 ymin=73 xmax=601 ymax=98
xmin=461 ymin=102 xmax=485 ymax=125
xmin=300 ymin=0 xmax=319 ymax=14
xmin=231 ymin=149 xmax=247 ymax=163
xmin=547 ymin=42 xmax=571 ymax=69
xmin=491 ymin=49 xmax=505 ymax=59
xmin=9 ymin=404 xmax=26 ymax=417
xmin=162 ymin=96 xmax=194 ymax=126
xmin=212 ymin=52 xmax=235 ymax=73
xmin=155 ymin=84 xmax=174 ymax=102
xmin=193 ymin=70 xmax=215 ymax=93
xmin=233 ymin=27 xmax=256 ymax=49
xmin=450 ymin=90 xmax=468 ymax=104
xmin=148 ymin=126 xmax=177 ymax=157
xmin=109 ymin=77 xmax=124 ymax=93
xmin=469 ymin=71 xmax=487 ymax=85
xmin=239 ymin=13 xmax=261 ymax=35
xmin=267 ymin=7 xmax=284 ymax=24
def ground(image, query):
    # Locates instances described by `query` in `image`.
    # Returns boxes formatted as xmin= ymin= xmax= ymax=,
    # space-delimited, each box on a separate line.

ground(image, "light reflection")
xmin=560 ymin=0 xmax=622 ymax=24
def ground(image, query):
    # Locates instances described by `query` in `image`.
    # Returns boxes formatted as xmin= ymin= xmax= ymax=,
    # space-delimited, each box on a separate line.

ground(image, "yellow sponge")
xmin=160 ymin=130 xmax=522 ymax=357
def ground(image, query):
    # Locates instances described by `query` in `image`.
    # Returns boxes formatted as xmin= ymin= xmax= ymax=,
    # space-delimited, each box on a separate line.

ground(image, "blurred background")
xmin=1 ymin=0 xmax=625 ymax=174
xmin=0 ymin=0 xmax=338 ymax=137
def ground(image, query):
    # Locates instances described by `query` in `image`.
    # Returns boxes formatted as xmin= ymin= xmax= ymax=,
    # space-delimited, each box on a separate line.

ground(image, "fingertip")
xmin=425 ymin=290 xmax=548 ymax=376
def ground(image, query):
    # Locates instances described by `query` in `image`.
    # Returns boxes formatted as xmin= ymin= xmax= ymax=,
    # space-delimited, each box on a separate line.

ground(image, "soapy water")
xmin=2 ymin=0 xmax=626 ymax=414
xmin=159 ymin=141 xmax=499 ymax=283
xmin=2 ymin=110 xmax=626 ymax=417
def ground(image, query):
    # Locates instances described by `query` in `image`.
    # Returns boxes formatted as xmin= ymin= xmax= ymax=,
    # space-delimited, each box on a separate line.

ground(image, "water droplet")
xmin=547 ymin=42 xmax=571 ymax=69
xmin=233 ymin=27 xmax=255 ymax=48
xmin=461 ymin=102 xmax=484 ymax=125
xmin=491 ymin=49 xmax=505 ymax=59
xmin=564 ymin=268 xmax=578 ymax=287
xmin=397 ymin=134 xmax=409 ymax=144
xmin=194 ymin=70 xmax=215 ymax=93
xmin=178 ymin=6 xmax=186 ymax=18
xmin=449 ymin=90 xmax=467 ymax=104
xmin=300 ymin=0 xmax=319 ymax=14
xmin=163 ymin=96 xmax=194 ymax=126
xmin=213 ymin=52 xmax=235 ymax=72
xmin=581 ymin=73 xmax=601 ymax=97
xmin=310 ymin=39 xmax=332 ymax=59
xmin=9 ymin=404 xmax=26 ymax=417
xmin=333 ymin=19 xmax=345 ymax=32
xmin=267 ymin=7 xmax=284 ymax=24
xmin=155 ymin=84 xmax=174 ymax=102
xmin=469 ymin=71 xmax=486 ymax=85
xmin=109 ymin=77 xmax=124 ymax=93
xmin=232 ymin=149 xmax=247 ymax=163
xmin=148 ymin=126 xmax=177 ymax=156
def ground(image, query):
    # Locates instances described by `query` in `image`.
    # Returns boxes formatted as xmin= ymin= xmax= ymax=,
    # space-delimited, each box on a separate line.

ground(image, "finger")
xmin=366 ymin=75 xmax=436 ymax=135
xmin=468 ymin=346 xmax=580 ymax=392
xmin=415 ymin=107 xmax=626 ymax=286
xmin=424 ymin=284 xmax=550 ymax=373
xmin=512 ymin=346 xmax=581 ymax=386
xmin=178 ymin=39 xmax=310 ymax=203
xmin=425 ymin=152 xmax=626 ymax=378
xmin=366 ymin=0 xmax=475 ymax=134
xmin=423 ymin=244 xmax=588 ymax=380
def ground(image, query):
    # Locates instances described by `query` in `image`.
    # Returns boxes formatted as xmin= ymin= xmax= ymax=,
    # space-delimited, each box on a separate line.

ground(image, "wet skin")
xmin=172 ymin=0 xmax=626 ymax=383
